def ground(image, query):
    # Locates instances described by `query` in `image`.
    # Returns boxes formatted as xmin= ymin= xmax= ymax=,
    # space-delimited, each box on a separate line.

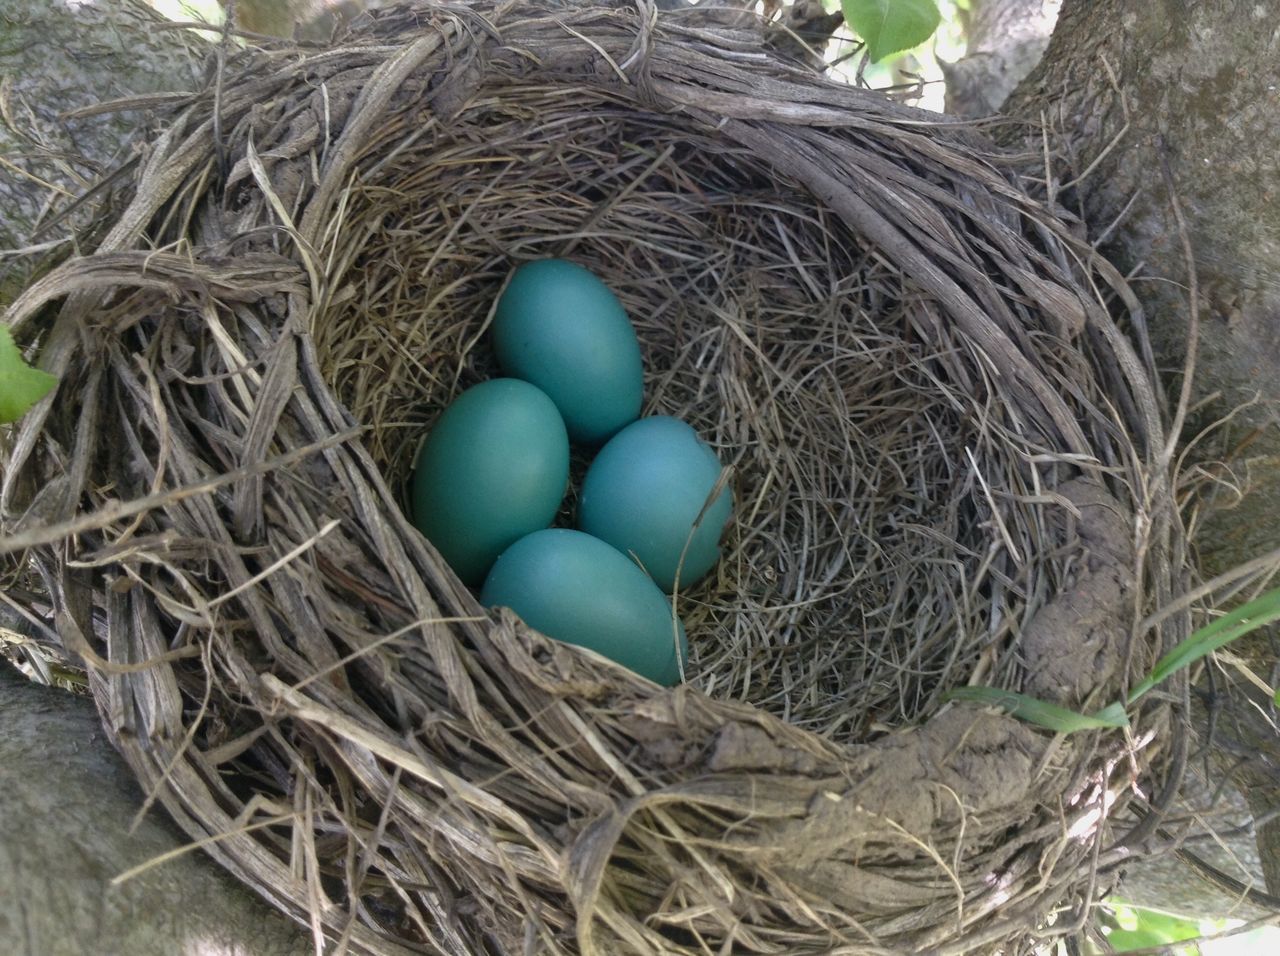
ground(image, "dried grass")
xmin=1 ymin=2 xmax=1189 ymax=953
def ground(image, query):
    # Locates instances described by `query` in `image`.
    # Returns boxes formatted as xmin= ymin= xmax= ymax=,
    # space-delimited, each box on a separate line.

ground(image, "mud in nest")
xmin=2 ymin=2 xmax=1191 ymax=954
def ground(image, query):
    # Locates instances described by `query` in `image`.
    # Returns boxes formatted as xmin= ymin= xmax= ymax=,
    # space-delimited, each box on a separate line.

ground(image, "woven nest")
xmin=2 ymin=2 xmax=1193 ymax=952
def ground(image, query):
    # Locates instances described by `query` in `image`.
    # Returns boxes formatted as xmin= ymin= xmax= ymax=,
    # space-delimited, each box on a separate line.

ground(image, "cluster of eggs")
xmin=410 ymin=260 xmax=733 ymax=686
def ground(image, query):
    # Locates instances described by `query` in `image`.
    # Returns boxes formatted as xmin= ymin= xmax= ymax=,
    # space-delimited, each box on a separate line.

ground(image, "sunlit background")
xmin=823 ymin=0 xmax=969 ymax=111
xmin=145 ymin=0 xmax=222 ymax=19
xmin=134 ymin=0 xmax=968 ymax=109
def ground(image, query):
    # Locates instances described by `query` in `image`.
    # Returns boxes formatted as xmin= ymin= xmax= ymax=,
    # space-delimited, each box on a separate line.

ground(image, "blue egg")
xmin=481 ymin=529 xmax=688 ymax=686
xmin=411 ymin=379 xmax=569 ymax=586
xmin=578 ymin=416 xmax=733 ymax=592
xmin=492 ymin=259 xmax=644 ymax=445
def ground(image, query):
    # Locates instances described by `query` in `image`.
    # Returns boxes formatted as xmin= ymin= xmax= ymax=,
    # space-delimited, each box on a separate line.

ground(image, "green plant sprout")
xmin=948 ymin=584 xmax=1280 ymax=731
xmin=1127 ymin=586 xmax=1280 ymax=706
xmin=0 ymin=326 xmax=57 ymax=424
xmin=946 ymin=688 xmax=1129 ymax=733
xmin=1097 ymin=900 xmax=1225 ymax=953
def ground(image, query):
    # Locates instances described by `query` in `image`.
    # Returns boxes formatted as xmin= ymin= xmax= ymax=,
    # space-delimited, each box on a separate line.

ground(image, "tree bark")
xmin=0 ymin=660 xmax=310 ymax=956
xmin=0 ymin=3 xmax=309 ymax=950
xmin=223 ymin=0 xmax=371 ymax=39
xmin=1012 ymin=0 xmax=1280 ymax=445
xmin=1008 ymin=0 xmax=1280 ymax=896
xmin=0 ymin=0 xmax=363 ymax=274
xmin=0 ymin=0 xmax=205 ymax=251
xmin=943 ymin=0 xmax=1060 ymax=117
xmin=0 ymin=0 xmax=210 ymax=314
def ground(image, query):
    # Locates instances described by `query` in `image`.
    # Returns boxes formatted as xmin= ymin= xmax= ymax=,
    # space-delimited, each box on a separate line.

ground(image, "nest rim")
xmin=1 ymin=3 xmax=1190 ymax=954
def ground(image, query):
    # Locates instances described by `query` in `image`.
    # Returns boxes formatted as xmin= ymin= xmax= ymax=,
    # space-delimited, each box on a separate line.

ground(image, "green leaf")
xmin=1127 ymin=585 xmax=1280 ymax=704
xmin=841 ymin=0 xmax=941 ymax=63
xmin=0 ymin=326 xmax=57 ymax=424
xmin=1101 ymin=899 xmax=1221 ymax=953
xmin=945 ymin=686 xmax=1130 ymax=733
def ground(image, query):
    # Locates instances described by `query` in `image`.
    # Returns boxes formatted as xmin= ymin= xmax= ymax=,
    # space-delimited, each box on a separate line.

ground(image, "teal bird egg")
xmin=481 ymin=529 xmax=688 ymax=686
xmin=492 ymin=259 xmax=643 ymax=445
xmin=578 ymin=416 xmax=733 ymax=592
xmin=411 ymin=379 xmax=569 ymax=586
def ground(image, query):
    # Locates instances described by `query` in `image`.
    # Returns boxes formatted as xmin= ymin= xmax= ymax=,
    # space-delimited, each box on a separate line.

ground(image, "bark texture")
xmin=943 ymin=0 xmax=1061 ymax=116
xmin=0 ymin=661 xmax=309 ymax=956
xmin=224 ymin=0 xmax=371 ymax=38
xmin=0 ymin=0 xmax=205 ymax=253
xmin=1009 ymin=0 xmax=1280 ymax=896
xmin=0 ymin=4 xmax=307 ymax=950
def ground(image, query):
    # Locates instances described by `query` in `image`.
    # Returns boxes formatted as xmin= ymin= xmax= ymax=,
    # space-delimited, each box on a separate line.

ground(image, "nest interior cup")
xmin=2 ymin=2 xmax=1187 ymax=954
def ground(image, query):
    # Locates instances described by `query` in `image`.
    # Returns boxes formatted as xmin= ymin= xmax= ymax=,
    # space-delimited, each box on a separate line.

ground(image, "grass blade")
xmin=1127 ymin=586 xmax=1280 ymax=704
xmin=945 ymin=687 xmax=1130 ymax=732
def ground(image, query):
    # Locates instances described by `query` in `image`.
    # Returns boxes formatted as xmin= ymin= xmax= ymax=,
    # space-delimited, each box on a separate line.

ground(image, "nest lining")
xmin=315 ymin=86 xmax=1106 ymax=742
xmin=0 ymin=2 xmax=1188 ymax=954
xmin=330 ymin=150 xmax=1008 ymax=734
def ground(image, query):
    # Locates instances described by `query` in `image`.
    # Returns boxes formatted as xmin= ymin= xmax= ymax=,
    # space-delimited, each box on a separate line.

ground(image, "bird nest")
xmin=2 ymin=2 xmax=1190 ymax=953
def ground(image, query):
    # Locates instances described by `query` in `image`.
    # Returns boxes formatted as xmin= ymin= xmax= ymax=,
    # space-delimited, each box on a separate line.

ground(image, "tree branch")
xmin=0 ymin=659 xmax=309 ymax=955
